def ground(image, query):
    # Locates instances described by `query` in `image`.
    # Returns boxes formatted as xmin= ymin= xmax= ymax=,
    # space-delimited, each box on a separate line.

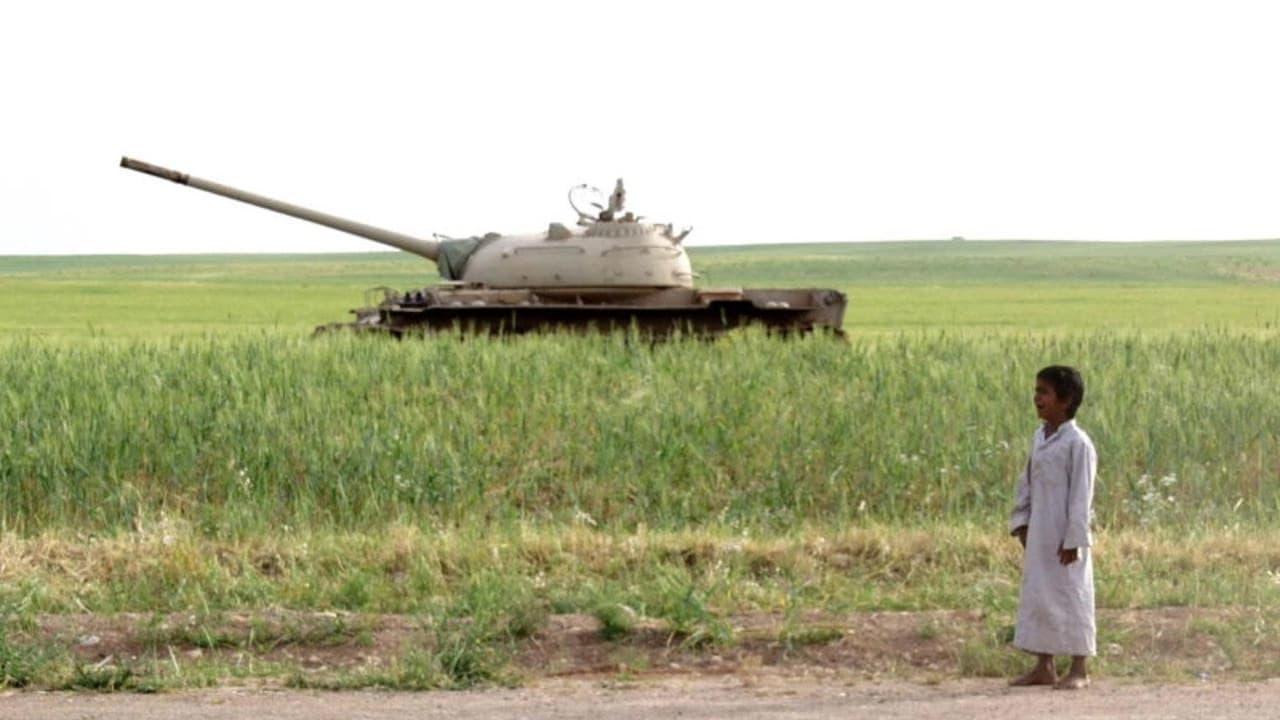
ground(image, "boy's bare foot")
xmin=1009 ymin=667 xmax=1057 ymax=686
xmin=1055 ymin=674 xmax=1090 ymax=690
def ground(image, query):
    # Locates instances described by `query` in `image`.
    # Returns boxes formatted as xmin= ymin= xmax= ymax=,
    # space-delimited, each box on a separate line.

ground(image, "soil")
xmin=4 ymin=608 xmax=1274 ymax=718
xmin=3 ymin=677 xmax=1280 ymax=720
xmin=33 ymin=607 xmax=1238 ymax=680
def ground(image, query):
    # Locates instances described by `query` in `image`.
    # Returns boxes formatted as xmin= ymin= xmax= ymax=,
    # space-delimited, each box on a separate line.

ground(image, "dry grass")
xmin=3 ymin=524 xmax=1277 ymax=616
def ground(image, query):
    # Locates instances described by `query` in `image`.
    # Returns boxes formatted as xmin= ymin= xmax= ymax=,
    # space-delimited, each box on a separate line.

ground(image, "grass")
xmin=2 ymin=525 xmax=1279 ymax=689
xmin=1 ymin=240 xmax=1279 ymax=688
xmin=3 ymin=240 xmax=1280 ymax=336
xmin=135 ymin=612 xmax=373 ymax=652
xmin=3 ymin=524 xmax=1278 ymax=619
xmin=0 ymin=331 xmax=1275 ymax=535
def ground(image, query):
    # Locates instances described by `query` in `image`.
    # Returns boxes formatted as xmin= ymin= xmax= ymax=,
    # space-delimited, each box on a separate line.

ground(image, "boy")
xmin=1008 ymin=365 xmax=1097 ymax=690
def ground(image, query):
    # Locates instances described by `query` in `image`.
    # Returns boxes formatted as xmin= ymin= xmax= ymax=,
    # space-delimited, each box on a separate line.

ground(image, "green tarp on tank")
xmin=436 ymin=234 xmax=497 ymax=280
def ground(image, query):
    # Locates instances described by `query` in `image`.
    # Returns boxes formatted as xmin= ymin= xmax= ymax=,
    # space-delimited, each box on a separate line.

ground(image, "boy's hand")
xmin=1058 ymin=546 xmax=1079 ymax=565
xmin=1012 ymin=525 xmax=1027 ymax=549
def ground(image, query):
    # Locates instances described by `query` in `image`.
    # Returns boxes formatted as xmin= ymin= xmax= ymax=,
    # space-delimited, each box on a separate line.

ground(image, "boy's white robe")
xmin=1009 ymin=419 xmax=1097 ymax=657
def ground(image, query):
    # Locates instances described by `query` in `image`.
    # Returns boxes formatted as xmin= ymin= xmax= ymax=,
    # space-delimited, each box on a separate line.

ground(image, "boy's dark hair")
xmin=1037 ymin=365 xmax=1085 ymax=418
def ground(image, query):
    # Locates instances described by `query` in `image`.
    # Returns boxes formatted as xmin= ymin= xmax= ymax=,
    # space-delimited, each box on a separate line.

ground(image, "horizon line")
xmin=5 ymin=236 xmax=1280 ymax=258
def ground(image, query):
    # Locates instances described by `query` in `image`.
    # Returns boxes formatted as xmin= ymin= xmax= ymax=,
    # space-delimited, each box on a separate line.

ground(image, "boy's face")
xmin=1034 ymin=378 xmax=1071 ymax=424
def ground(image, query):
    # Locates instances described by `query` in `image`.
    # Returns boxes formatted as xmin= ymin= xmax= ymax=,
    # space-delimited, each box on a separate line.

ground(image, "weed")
xmin=594 ymin=603 xmax=638 ymax=642
xmin=68 ymin=661 xmax=136 ymax=692
xmin=648 ymin=569 xmax=734 ymax=648
xmin=783 ymin=627 xmax=843 ymax=646
xmin=0 ymin=629 xmax=47 ymax=688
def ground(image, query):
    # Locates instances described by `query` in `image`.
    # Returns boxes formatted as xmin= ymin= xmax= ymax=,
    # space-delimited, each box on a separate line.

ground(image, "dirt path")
xmin=4 ymin=676 xmax=1279 ymax=720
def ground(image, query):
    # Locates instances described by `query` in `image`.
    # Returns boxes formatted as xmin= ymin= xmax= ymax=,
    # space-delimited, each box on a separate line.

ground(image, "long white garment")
xmin=1009 ymin=419 xmax=1098 ymax=657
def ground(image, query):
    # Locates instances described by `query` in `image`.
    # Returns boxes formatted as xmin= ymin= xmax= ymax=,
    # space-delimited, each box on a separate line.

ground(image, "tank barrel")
xmin=120 ymin=157 xmax=440 ymax=261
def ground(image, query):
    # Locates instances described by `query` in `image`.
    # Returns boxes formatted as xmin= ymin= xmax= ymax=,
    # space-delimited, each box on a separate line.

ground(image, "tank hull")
xmin=317 ymin=287 xmax=847 ymax=338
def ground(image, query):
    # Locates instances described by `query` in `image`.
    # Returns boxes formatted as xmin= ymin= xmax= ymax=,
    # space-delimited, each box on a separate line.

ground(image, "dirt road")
xmin=4 ymin=676 xmax=1278 ymax=720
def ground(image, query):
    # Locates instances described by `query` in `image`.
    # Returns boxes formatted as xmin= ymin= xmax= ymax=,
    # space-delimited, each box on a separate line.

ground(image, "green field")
xmin=1 ymin=241 xmax=1279 ymax=689
xmin=3 ymin=240 xmax=1279 ymax=336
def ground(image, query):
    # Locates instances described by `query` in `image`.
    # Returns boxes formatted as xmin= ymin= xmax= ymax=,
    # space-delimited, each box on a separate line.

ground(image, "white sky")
xmin=2 ymin=0 xmax=1279 ymax=254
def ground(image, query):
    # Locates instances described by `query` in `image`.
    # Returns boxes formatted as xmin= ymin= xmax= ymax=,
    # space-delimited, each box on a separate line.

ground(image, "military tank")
xmin=120 ymin=157 xmax=847 ymax=337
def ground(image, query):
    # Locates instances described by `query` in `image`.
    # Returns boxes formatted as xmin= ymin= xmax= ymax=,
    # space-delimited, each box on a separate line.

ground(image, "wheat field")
xmin=1 ymin=241 xmax=1278 ymax=688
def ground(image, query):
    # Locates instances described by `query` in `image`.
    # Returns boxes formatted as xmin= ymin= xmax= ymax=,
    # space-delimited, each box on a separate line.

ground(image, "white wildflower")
xmin=1127 ymin=473 xmax=1178 ymax=526
xmin=623 ymin=534 xmax=643 ymax=557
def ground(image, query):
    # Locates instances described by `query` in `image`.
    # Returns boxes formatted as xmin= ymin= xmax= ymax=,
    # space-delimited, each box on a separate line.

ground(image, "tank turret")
xmin=120 ymin=156 xmax=846 ymax=337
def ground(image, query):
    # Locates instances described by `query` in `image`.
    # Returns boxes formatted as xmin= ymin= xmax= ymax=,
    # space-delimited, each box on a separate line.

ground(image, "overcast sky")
xmin=3 ymin=1 xmax=1279 ymax=254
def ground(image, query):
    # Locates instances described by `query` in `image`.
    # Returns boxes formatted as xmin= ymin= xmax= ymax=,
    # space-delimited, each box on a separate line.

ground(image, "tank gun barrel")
xmin=120 ymin=157 xmax=439 ymax=261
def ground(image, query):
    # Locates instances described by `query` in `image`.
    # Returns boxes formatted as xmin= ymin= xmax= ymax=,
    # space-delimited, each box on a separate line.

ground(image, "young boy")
xmin=1008 ymin=365 xmax=1097 ymax=690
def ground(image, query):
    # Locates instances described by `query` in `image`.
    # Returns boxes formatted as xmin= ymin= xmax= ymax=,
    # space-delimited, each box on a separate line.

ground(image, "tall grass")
xmin=2 ymin=330 xmax=1275 ymax=536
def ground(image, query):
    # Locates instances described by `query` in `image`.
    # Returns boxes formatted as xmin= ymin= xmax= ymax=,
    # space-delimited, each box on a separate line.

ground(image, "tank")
xmin=120 ymin=157 xmax=847 ymax=337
